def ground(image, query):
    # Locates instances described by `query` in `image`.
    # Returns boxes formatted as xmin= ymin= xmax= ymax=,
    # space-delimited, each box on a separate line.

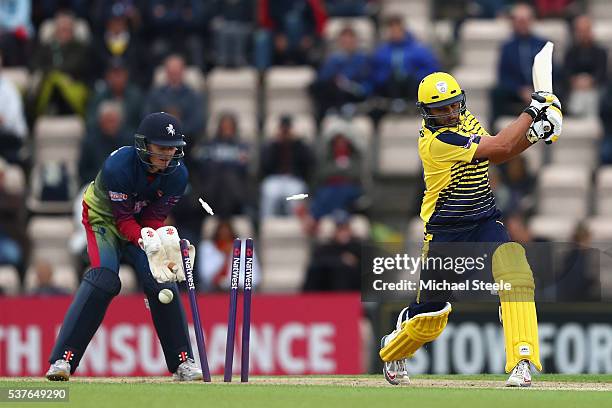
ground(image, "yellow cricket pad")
xmin=379 ymin=303 xmax=451 ymax=362
xmin=492 ymin=242 xmax=542 ymax=372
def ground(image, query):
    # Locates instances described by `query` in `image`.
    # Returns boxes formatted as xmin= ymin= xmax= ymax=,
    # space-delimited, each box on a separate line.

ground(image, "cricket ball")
xmin=158 ymin=288 xmax=174 ymax=304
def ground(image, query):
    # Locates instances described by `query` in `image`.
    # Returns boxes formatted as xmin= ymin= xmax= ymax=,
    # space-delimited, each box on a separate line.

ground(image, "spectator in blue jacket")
xmin=370 ymin=16 xmax=440 ymax=112
xmin=309 ymin=26 xmax=371 ymax=121
xmin=490 ymin=3 xmax=547 ymax=127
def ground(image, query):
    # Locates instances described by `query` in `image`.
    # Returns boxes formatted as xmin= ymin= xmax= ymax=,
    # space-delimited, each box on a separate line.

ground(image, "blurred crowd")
xmin=0 ymin=0 xmax=607 ymax=297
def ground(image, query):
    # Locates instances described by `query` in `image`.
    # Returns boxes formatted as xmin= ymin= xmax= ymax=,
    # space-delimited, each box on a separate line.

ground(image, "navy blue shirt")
xmin=83 ymin=146 xmax=188 ymax=244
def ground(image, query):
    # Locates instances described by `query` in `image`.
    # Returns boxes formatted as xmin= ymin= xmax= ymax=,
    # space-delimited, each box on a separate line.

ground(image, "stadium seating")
xmin=5 ymin=2 xmax=612 ymax=301
xmin=2 ymin=67 xmax=30 ymax=93
xmin=537 ymin=165 xmax=591 ymax=217
xmin=381 ymin=0 xmax=430 ymax=18
xmin=320 ymin=115 xmax=375 ymax=189
xmin=595 ymin=166 xmax=612 ymax=215
xmin=587 ymin=216 xmax=612 ymax=240
xmin=265 ymin=67 xmax=316 ymax=115
xmin=27 ymin=216 xmax=75 ymax=266
xmin=263 ymin=113 xmax=317 ymax=142
xmin=458 ymin=19 xmax=569 ymax=67
xmin=317 ymin=214 xmax=371 ymax=242
xmin=452 ymin=67 xmax=496 ymax=123
xmin=259 ymin=217 xmax=309 ymax=292
xmin=118 ymin=264 xmax=137 ymax=295
xmin=28 ymin=116 xmax=84 ymax=213
xmin=24 ymin=264 xmax=78 ymax=293
xmin=377 ymin=116 xmax=422 ymax=176
xmin=206 ymin=68 xmax=258 ymax=118
xmin=550 ymin=117 xmax=601 ymax=168
xmin=593 ymin=20 xmax=612 ymax=68
xmin=406 ymin=217 xmax=425 ymax=243
xmin=456 ymin=17 xmax=569 ymax=125
xmin=0 ymin=265 xmax=20 ymax=295
xmin=589 ymin=0 xmax=612 ymax=19
xmin=321 ymin=114 xmax=374 ymax=153
xmin=376 ymin=15 xmax=432 ymax=44
xmin=201 ymin=216 xmax=255 ymax=240
xmin=529 ymin=215 xmax=579 ymax=241
xmin=32 ymin=115 xmax=85 ymax=163
xmin=324 ymin=17 xmax=376 ymax=51
xmin=152 ymin=65 xmax=206 ymax=93
xmin=206 ymin=111 xmax=258 ymax=144
xmin=39 ymin=17 xmax=91 ymax=44
xmin=494 ymin=116 xmax=546 ymax=172
xmin=3 ymin=163 xmax=26 ymax=196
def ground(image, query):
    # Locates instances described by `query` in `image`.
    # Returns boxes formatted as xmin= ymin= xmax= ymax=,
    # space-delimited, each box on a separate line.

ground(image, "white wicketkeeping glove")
xmin=138 ymin=228 xmax=175 ymax=283
xmin=156 ymin=226 xmax=195 ymax=282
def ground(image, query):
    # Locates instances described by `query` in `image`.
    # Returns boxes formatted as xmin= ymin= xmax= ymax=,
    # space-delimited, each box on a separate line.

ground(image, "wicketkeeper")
xmin=379 ymin=72 xmax=562 ymax=387
xmin=46 ymin=112 xmax=201 ymax=381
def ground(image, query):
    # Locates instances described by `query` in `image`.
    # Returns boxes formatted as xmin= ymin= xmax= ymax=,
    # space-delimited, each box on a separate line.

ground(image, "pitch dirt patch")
xmin=3 ymin=376 xmax=611 ymax=391
xmin=250 ymin=376 xmax=612 ymax=391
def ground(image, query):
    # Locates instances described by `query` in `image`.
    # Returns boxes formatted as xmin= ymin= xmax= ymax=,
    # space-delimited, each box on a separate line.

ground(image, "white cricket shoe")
xmin=381 ymin=335 xmax=410 ymax=385
xmin=506 ymin=360 xmax=532 ymax=387
xmin=173 ymin=358 xmax=203 ymax=381
xmin=383 ymin=359 xmax=410 ymax=385
xmin=46 ymin=359 xmax=71 ymax=381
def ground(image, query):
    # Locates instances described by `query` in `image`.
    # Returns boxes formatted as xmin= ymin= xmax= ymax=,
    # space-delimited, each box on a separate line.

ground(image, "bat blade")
xmin=532 ymin=41 xmax=554 ymax=93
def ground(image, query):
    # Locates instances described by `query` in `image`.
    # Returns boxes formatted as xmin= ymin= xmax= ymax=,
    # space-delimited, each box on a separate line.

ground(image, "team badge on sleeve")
xmin=463 ymin=134 xmax=480 ymax=149
xmin=109 ymin=191 xmax=128 ymax=201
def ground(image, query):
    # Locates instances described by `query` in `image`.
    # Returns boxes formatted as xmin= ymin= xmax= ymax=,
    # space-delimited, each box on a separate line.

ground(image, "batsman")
xmin=380 ymin=46 xmax=562 ymax=387
xmin=46 ymin=112 xmax=202 ymax=381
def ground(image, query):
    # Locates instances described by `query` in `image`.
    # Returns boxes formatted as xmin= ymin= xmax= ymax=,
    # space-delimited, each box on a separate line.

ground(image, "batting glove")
xmin=523 ymin=91 xmax=561 ymax=121
xmin=524 ymin=92 xmax=562 ymax=144
xmin=527 ymin=104 xmax=563 ymax=144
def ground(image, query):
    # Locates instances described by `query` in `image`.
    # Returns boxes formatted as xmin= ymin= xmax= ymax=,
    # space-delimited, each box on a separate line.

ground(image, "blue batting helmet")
xmin=134 ymin=112 xmax=186 ymax=174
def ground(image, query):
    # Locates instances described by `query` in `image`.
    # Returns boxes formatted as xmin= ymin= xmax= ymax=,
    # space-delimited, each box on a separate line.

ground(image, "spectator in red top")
xmin=534 ymin=0 xmax=575 ymax=18
xmin=0 ymin=0 xmax=33 ymax=66
xmin=254 ymin=0 xmax=327 ymax=69
xmin=299 ymin=124 xmax=363 ymax=235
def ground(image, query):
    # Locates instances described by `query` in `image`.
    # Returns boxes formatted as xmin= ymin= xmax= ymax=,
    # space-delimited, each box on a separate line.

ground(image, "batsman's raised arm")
xmin=474 ymin=92 xmax=563 ymax=164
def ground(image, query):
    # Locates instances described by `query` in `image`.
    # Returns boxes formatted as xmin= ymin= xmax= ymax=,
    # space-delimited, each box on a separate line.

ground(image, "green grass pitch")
xmin=1 ymin=375 xmax=611 ymax=408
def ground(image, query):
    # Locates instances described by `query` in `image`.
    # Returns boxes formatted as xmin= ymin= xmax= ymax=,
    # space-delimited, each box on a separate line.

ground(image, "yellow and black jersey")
xmin=418 ymin=110 xmax=500 ymax=233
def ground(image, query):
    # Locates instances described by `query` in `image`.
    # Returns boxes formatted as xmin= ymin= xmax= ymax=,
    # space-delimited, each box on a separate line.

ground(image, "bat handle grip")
xmin=532 ymin=92 xmax=547 ymax=103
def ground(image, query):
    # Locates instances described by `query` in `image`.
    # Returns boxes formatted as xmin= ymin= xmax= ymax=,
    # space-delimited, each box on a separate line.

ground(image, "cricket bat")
xmin=532 ymin=41 xmax=554 ymax=98
xmin=532 ymin=41 xmax=556 ymax=144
